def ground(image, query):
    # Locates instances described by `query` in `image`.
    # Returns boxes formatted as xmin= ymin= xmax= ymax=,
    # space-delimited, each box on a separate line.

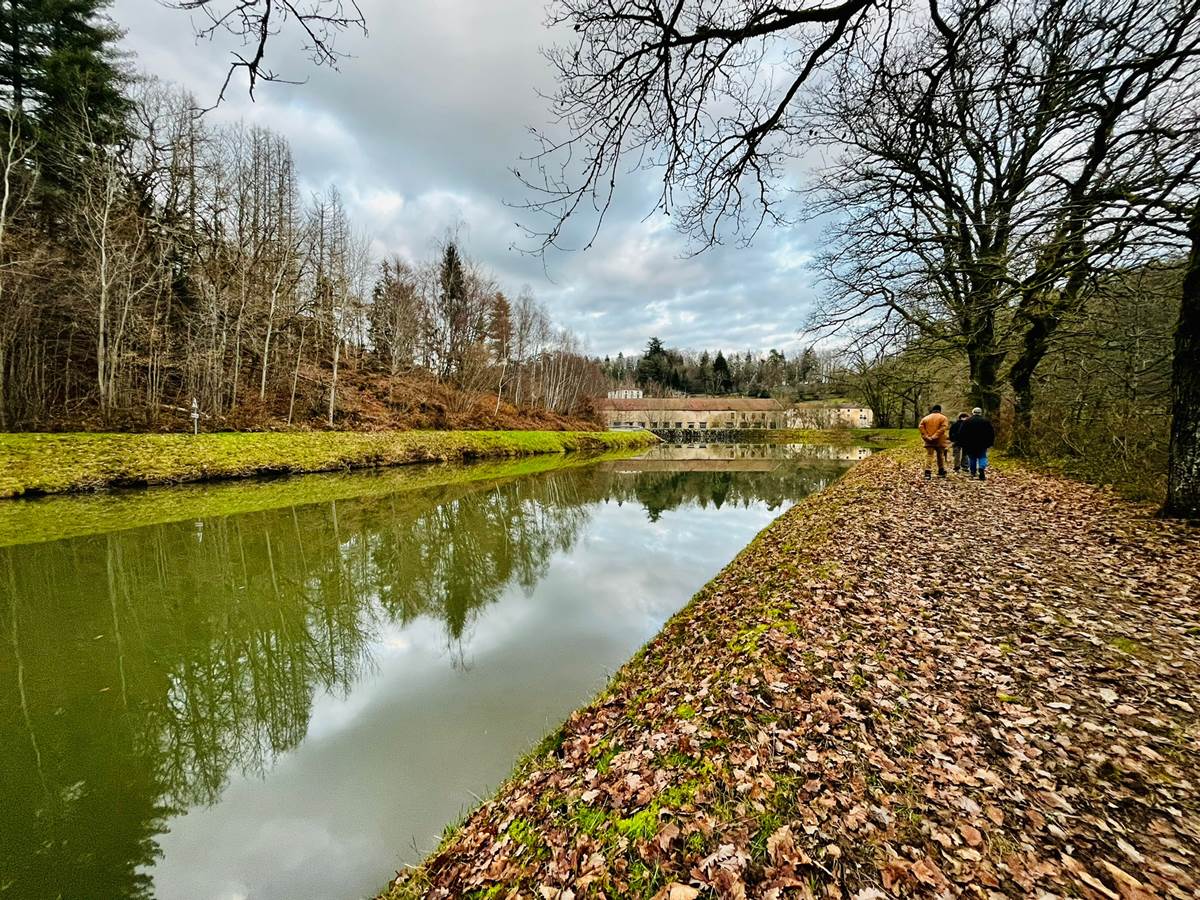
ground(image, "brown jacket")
xmin=918 ymin=412 xmax=950 ymax=448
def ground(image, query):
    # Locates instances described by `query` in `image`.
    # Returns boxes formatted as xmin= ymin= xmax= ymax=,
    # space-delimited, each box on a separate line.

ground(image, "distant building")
xmin=597 ymin=396 xmax=875 ymax=430
xmin=597 ymin=396 xmax=786 ymax=430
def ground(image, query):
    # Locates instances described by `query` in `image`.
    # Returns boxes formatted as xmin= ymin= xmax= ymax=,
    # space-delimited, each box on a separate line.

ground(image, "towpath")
xmin=389 ymin=450 xmax=1200 ymax=899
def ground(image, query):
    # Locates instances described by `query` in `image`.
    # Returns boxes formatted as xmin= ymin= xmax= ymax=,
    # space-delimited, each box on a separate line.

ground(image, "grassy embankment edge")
xmin=381 ymin=445 xmax=903 ymax=898
xmin=0 ymin=429 xmax=657 ymax=499
xmin=0 ymin=445 xmax=656 ymax=548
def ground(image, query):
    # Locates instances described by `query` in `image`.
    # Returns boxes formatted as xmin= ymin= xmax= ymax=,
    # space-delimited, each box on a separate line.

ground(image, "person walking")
xmin=958 ymin=407 xmax=996 ymax=480
xmin=917 ymin=404 xmax=950 ymax=480
xmin=949 ymin=412 xmax=970 ymax=472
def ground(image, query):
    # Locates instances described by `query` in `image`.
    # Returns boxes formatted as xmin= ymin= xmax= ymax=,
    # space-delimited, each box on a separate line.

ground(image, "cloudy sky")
xmin=112 ymin=0 xmax=825 ymax=358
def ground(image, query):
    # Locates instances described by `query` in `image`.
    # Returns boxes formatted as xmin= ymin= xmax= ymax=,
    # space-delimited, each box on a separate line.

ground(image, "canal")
xmin=0 ymin=442 xmax=862 ymax=900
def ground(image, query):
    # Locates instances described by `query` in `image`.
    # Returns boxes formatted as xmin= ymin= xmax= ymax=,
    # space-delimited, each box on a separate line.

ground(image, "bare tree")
xmin=520 ymin=0 xmax=936 ymax=251
xmin=0 ymin=109 xmax=40 ymax=428
xmin=811 ymin=0 xmax=1200 ymax=422
xmin=75 ymin=131 xmax=162 ymax=415
xmin=168 ymin=0 xmax=367 ymax=103
xmin=368 ymin=256 xmax=421 ymax=394
xmin=1166 ymin=202 xmax=1200 ymax=517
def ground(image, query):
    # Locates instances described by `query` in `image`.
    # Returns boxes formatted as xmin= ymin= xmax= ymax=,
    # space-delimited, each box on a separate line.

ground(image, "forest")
xmin=601 ymin=338 xmax=845 ymax=401
xmin=0 ymin=3 xmax=606 ymax=432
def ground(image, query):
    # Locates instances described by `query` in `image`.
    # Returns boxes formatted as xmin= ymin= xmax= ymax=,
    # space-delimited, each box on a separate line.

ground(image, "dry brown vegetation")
xmin=29 ymin=367 xmax=602 ymax=435
xmin=388 ymin=450 xmax=1199 ymax=899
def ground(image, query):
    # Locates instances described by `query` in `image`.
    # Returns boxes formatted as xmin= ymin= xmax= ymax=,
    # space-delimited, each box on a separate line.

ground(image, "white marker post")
xmin=190 ymin=398 xmax=200 ymax=435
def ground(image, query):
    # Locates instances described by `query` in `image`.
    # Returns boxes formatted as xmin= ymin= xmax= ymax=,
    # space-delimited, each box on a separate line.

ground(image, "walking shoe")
xmin=924 ymin=470 xmax=932 ymax=481
xmin=938 ymin=470 xmax=948 ymax=478
xmin=979 ymin=470 xmax=986 ymax=481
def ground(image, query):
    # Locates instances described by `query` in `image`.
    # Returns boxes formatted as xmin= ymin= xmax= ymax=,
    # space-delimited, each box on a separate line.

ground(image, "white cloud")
xmin=111 ymin=0 xmax=824 ymax=357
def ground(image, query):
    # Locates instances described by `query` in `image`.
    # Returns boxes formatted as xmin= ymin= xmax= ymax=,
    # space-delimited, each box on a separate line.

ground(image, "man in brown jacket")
xmin=918 ymin=404 xmax=950 ymax=480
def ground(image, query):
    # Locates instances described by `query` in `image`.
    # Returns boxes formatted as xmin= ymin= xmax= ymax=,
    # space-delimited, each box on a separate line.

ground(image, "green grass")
xmin=0 ymin=446 xmax=653 ymax=548
xmin=0 ymin=429 xmax=657 ymax=499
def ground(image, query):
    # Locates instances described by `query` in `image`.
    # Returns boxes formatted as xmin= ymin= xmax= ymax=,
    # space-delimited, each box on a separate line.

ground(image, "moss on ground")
xmin=0 ymin=446 xmax=650 ymax=548
xmin=0 ymin=429 xmax=656 ymax=499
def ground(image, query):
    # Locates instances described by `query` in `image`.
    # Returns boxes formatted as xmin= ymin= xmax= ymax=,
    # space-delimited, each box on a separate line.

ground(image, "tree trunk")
xmin=288 ymin=327 xmax=305 ymax=426
xmin=1164 ymin=200 xmax=1200 ymax=519
xmin=0 ymin=340 xmax=7 ymax=430
xmin=964 ymin=310 xmax=1003 ymax=419
xmin=328 ymin=336 xmax=341 ymax=427
xmin=1008 ymin=307 xmax=1054 ymax=456
xmin=259 ymin=265 xmax=285 ymax=401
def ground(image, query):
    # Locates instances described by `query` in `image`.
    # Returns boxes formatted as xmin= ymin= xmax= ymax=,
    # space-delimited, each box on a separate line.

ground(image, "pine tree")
xmin=0 ymin=0 xmax=129 ymax=187
xmin=636 ymin=336 xmax=670 ymax=389
xmin=712 ymin=350 xmax=733 ymax=393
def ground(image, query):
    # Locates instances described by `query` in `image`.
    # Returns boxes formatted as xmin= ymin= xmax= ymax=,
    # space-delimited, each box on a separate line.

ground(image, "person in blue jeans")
xmin=957 ymin=407 xmax=995 ymax=480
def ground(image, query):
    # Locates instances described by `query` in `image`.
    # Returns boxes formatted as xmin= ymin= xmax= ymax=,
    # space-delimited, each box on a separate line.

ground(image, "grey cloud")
xmin=112 ymin=0 xmax=822 ymax=357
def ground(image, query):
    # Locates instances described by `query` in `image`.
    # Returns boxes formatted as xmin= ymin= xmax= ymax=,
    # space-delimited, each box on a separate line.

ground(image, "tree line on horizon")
xmin=602 ymin=338 xmax=846 ymax=401
xmin=0 ymin=2 xmax=605 ymax=431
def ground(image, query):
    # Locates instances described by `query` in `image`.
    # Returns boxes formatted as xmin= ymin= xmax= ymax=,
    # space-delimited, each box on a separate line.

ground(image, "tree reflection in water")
xmin=0 ymin=458 xmax=849 ymax=899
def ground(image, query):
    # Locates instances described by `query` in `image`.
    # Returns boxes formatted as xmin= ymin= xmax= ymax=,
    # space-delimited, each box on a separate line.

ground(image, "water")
xmin=0 ymin=443 xmax=857 ymax=900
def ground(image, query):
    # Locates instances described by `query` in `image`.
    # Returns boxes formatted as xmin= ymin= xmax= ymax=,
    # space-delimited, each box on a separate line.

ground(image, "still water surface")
xmin=1 ymin=443 xmax=856 ymax=900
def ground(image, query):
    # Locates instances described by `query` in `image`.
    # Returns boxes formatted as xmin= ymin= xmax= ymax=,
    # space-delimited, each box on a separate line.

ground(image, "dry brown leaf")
xmin=650 ymin=884 xmax=700 ymax=900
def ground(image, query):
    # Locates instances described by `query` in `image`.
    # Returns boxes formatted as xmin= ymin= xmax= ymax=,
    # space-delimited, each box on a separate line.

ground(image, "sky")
xmin=111 ymin=0 xmax=826 ymax=358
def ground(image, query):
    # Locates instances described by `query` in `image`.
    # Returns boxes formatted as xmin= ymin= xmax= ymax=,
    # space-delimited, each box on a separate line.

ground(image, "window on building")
xmin=675 ymin=421 xmax=683 ymax=429
xmin=699 ymin=422 xmax=707 ymax=429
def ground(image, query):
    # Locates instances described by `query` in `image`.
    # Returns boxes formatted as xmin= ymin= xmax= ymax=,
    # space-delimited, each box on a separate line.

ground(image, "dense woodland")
xmin=0 ymin=2 xmax=605 ymax=431
xmin=601 ymin=338 xmax=844 ymax=401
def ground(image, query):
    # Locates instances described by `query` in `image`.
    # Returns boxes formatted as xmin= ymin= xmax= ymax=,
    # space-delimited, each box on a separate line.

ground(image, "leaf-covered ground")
xmin=386 ymin=450 xmax=1200 ymax=899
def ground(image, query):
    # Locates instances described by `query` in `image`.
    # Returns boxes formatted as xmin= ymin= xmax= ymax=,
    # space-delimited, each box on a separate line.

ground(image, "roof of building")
xmin=596 ymin=397 xmax=785 ymax=412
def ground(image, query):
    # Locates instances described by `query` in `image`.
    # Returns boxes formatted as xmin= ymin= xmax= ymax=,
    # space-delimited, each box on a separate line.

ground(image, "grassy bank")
xmin=0 ymin=446 xmax=653 ymax=548
xmin=0 ymin=430 xmax=656 ymax=499
xmin=387 ymin=449 xmax=1199 ymax=898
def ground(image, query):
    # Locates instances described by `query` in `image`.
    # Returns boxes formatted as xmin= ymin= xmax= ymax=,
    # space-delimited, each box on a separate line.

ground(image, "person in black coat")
xmin=957 ymin=408 xmax=996 ymax=480
xmin=949 ymin=412 xmax=970 ymax=472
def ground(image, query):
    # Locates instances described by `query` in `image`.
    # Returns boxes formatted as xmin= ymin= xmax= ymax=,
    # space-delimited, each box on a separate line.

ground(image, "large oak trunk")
xmin=1164 ymin=201 xmax=1200 ymax=519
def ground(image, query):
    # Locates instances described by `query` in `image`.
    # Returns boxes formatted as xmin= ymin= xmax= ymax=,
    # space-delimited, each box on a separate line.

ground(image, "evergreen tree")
xmin=712 ymin=350 xmax=733 ymax=393
xmin=635 ymin=336 xmax=671 ymax=389
xmin=488 ymin=291 xmax=512 ymax=362
xmin=695 ymin=349 xmax=711 ymax=393
xmin=436 ymin=241 xmax=469 ymax=377
xmin=0 ymin=0 xmax=129 ymax=186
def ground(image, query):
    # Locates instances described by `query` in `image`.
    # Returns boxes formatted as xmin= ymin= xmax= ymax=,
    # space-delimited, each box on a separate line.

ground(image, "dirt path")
xmin=387 ymin=451 xmax=1200 ymax=899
